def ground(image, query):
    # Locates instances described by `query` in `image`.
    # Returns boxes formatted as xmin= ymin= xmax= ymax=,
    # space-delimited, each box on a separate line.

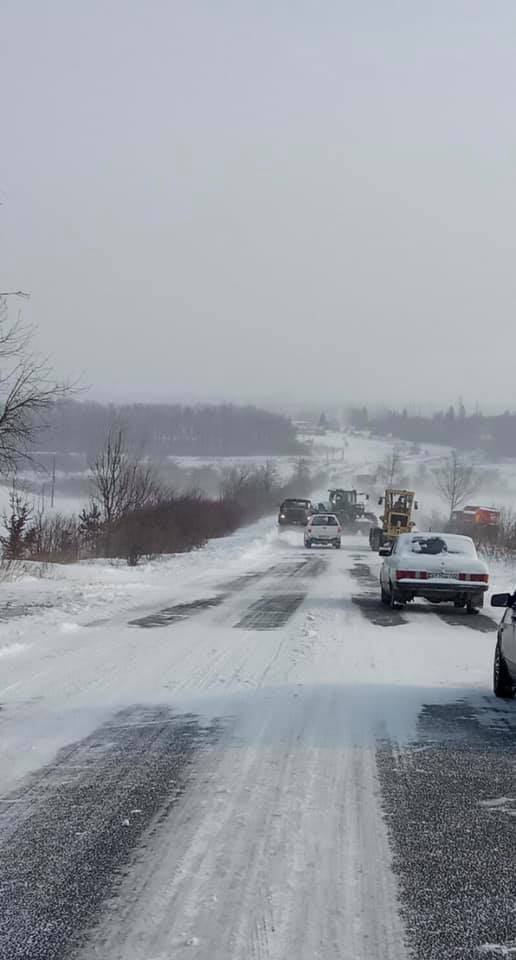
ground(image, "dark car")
xmin=278 ymin=498 xmax=312 ymax=527
xmin=491 ymin=591 xmax=516 ymax=698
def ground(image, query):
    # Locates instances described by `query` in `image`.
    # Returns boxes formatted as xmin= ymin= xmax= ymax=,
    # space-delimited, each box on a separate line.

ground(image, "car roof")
xmin=310 ymin=513 xmax=339 ymax=520
xmin=398 ymin=531 xmax=474 ymax=546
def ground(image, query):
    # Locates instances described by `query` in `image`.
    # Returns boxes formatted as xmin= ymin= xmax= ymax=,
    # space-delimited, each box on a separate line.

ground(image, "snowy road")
xmin=0 ymin=522 xmax=515 ymax=959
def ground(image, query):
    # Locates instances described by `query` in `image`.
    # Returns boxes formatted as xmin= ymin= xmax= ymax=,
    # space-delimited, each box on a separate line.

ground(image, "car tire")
xmin=381 ymin=585 xmax=390 ymax=606
xmin=466 ymin=600 xmax=479 ymax=615
xmin=334 ymin=541 xmax=341 ymax=550
xmin=369 ymin=528 xmax=381 ymax=552
xmin=494 ymin=641 xmax=515 ymax=699
xmin=454 ymin=599 xmax=466 ymax=608
xmin=305 ymin=539 xmax=312 ymax=549
xmin=389 ymin=582 xmax=404 ymax=610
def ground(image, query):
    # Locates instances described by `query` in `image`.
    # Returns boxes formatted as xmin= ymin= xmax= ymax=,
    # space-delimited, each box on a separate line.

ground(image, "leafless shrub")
xmin=90 ymin=426 xmax=164 ymax=525
xmin=104 ymin=458 xmax=327 ymax=566
xmin=219 ymin=466 xmax=253 ymax=502
xmin=419 ymin=508 xmax=449 ymax=533
xmin=20 ymin=455 xmax=328 ymax=568
xmin=432 ymin=451 xmax=479 ymax=519
xmin=0 ymin=558 xmax=26 ymax=581
xmin=290 ymin=457 xmax=312 ymax=488
xmin=25 ymin=510 xmax=81 ymax=563
xmin=478 ymin=506 xmax=516 ymax=561
xmin=376 ymin=447 xmax=404 ymax=487
xmin=107 ymin=494 xmax=243 ymax=565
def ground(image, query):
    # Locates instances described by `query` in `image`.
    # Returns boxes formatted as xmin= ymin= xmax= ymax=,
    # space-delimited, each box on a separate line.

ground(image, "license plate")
xmin=428 ymin=571 xmax=460 ymax=579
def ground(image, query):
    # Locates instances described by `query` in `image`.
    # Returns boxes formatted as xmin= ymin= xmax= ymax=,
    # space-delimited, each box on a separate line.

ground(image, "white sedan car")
xmin=379 ymin=532 xmax=489 ymax=613
xmin=304 ymin=514 xmax=342 ymax=549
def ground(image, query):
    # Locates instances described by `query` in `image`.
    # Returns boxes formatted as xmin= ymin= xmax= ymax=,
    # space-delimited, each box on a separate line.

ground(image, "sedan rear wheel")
xmin=466 ymin=600 xmax=479 ymax=615
xmin=494 ymin=641 xmax=515 ymax=699
xmin=389 ymin=582 xmax=404 ymax=610
xmin=381 ymin=585 xmax=390 ymax=606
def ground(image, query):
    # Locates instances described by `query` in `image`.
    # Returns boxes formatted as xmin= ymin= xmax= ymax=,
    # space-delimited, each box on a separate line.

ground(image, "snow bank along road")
xmin=0 ymin=520 xmax=515 ymax=960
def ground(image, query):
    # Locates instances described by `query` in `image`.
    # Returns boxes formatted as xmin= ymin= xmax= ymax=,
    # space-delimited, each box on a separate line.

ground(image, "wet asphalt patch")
xmin=274 ymin=557 xmax=326 ymax=578
xmin=435 ymin=607 xmax=496 ymax=633
xmin=0 ymin=601 xmax=54 ymax=622
xmin=378 ymin=697 xmax=516 ymax=960
xmin=217 ymin=571 xmax=268 ymax=592
xmin=234 ymin=592 xmax=306 ymax=630
xmin=349 ymin=561 xmax=377 ymax=584
xmin=129 ymin=594 xmax=228 ymax=628
xmin=233 ymin=556 xmax=326 ymax=630
xmin=130 ymin=559 xmax=324 ymax=630
xmin=219 ymin=558 xmax=320 ymax=590
xmin=350 ymin=561 xmax=407 ymax=627
xmin=351 ymin=594 xmax=407 ymax=627
xmin=0 ymin=705 xmax=220 ymax=960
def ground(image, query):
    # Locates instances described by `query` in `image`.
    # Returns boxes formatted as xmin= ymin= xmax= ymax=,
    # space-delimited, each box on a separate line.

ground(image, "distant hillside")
xmin=36 ymin=401 xmax=303 ymax=459
xmin=349 ymin=405 xmax=516 ymax=459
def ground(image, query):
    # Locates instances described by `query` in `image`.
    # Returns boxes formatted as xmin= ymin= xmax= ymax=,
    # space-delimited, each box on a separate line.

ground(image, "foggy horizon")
xmin=2 ymin=1 xmax=515 ymax=411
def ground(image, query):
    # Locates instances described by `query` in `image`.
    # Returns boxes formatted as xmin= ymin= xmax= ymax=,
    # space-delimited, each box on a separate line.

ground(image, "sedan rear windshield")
xmin=311 ymin=516 xmax=338 ymax=526
xmin=407 ymin=535 xmax=476 ymax=557
xmin=283 ymin=500 xmax=310 ymax=508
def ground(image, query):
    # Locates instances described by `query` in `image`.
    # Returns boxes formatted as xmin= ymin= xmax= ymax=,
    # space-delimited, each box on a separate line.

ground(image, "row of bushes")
xmin=1 ymin=460 xmax=326 ymax=566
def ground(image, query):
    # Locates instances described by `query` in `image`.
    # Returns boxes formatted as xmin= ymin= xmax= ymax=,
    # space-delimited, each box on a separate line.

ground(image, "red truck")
xmin=450 ymin=505 xmax=500 ymax=542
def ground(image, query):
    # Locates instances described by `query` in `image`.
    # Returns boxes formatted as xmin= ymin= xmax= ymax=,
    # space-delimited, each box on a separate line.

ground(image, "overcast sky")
xmin=1 ymin=1 xmax=515 ymax=411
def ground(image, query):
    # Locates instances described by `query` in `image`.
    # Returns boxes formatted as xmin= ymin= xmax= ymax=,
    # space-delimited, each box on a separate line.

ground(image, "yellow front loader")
xmin=369 ymin=488 xmax=418 ymax=551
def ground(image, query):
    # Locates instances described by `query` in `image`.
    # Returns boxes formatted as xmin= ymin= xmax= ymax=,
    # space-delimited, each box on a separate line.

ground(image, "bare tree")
xmin=90 ymin=426 xmax=162 ymax=524
xmin=219 ymin=465 xmax=252 ymax=502
xmin=291 ymin=457 xmax=312 ymax=490
xmin=497 ymin=506 xmax=516 ymax=549
xmin=432 ymin=451 xmax=479 ymax=519
xmin=0 ymin=297 xmax=71 ymax=474
xmin=376 ymin=446 xmax=404 ymax=487
xmin=257 ymin=460 xmax=280 ymax=497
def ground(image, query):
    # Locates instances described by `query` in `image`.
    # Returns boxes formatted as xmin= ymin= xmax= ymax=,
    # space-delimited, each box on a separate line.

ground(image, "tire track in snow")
xmin=378 ymin=696 xmax=516 ymax=960
xmin=0 ymin=706 xmax=222 ymax=960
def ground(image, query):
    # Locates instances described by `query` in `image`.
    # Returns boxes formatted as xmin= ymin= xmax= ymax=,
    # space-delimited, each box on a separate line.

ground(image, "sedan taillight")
xmin=396 ymin=570 xmax=429 ymax=580
xmin=459 ymin=573 xmax=489 ymax=582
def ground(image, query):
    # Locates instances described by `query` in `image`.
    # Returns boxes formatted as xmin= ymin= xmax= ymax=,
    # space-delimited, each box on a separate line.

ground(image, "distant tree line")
xmin=349 ymin=404 xmax=516 ymax=458
xmin=34 ymin=401 xmax=302 ymax=460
